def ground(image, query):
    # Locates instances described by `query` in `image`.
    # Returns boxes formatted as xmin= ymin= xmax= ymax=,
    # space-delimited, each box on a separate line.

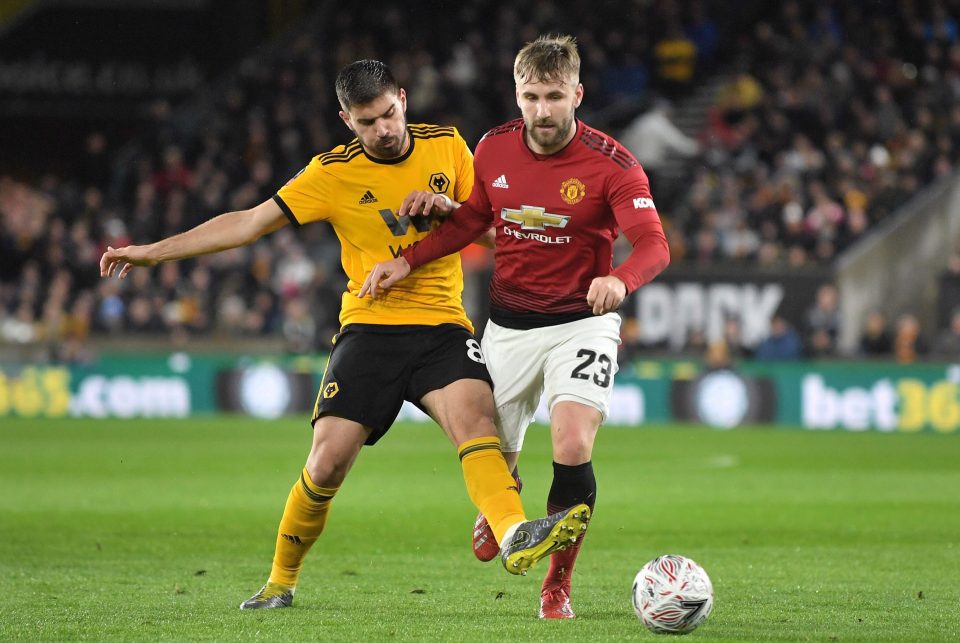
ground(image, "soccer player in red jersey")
xmin=360 ymin=35 xmax=669 ymax=619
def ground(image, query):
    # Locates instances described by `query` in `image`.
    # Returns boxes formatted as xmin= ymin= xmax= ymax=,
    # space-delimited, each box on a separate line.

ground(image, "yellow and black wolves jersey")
xmin=274 ymin=124 xmax=475 ymax=330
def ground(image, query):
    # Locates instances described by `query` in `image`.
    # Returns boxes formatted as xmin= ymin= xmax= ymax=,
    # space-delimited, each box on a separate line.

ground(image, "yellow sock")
xmin=458 ymin=436 xmax=526 ymax=545
xmin=268 ymin=468 xmax=339 ymax=588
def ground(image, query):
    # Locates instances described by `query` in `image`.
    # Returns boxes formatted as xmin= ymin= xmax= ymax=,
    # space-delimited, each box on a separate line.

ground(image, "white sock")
xmin=500 ymin=521 xmax=523 ymax=549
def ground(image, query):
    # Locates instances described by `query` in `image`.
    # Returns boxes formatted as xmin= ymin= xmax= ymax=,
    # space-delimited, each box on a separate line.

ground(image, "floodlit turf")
xmin=1 ymin=418 xmax=959 ymax=641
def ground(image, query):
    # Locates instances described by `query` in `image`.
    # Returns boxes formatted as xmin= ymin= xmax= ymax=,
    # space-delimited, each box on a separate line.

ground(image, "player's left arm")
xmin=587 ymin=167 xmax=670 ymax=315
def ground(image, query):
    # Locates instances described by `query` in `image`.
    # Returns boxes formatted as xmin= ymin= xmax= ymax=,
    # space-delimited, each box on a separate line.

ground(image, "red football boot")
xmin=539 ymin=581 xmax=575 ymax=619
xmin=472 ymin=511 xmax=500 ymax=562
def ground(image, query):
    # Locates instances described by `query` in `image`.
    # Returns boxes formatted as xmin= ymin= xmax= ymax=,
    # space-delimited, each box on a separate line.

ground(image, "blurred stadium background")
xmin=4 ymin=2 xmax=960 ymax=640
xmin=3 ymin=0 xmax=960 ymax=431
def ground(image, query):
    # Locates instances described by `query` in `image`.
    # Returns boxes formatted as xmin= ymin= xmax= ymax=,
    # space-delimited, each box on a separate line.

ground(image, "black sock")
xmin=547 ymin=461 xmax=596 ymax=511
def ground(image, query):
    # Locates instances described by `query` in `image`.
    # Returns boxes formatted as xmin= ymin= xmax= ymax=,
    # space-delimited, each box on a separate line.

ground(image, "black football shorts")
xmin=311 ymin=323 xmax=493 ymax=444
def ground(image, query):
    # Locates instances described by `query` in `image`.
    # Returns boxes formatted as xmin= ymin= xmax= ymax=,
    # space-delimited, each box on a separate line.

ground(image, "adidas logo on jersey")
xmin=491 ymin=174 xmax=509 ymax=189
xmin=359 ymin=190 xmax=378 ymax=204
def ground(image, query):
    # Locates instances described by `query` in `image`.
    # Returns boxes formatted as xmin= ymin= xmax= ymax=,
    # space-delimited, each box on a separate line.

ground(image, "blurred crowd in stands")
xmin=661 ymin=0 xmax=960 ymax=270
xmin=2 ymin=0 xmax=960 ymax=363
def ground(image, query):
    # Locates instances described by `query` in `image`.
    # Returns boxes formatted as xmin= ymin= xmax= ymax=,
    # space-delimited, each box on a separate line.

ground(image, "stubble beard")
xmin=359 ymin=116 xmax=409 ymax=159
xmin=527 ymin=114 xmax=575 ymax=152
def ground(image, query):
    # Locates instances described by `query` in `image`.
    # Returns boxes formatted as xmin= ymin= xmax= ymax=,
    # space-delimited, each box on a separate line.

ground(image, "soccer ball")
xmin=632 ymin=554 xmax=714 ymax=634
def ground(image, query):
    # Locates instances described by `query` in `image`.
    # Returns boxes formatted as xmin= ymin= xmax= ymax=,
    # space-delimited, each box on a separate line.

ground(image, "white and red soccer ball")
xmin=632 ymin=554 xmax=714 ymax=634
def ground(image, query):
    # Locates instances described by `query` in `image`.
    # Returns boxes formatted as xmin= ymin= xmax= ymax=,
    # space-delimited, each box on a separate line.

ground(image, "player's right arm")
xmin=397 ymin=133 xmax=493 ymax=249
xmin=360 ymin=134 xmax=494 ymax=298
xmin=399 ymin=154 xmax=496 ymax=269
xmin=397 ymin=190 xmax=494 ymax=248
xmin=358 ymin=197 xmax=493 ymax=298
xmin=99 ymin=198 xmax=288 ymax=279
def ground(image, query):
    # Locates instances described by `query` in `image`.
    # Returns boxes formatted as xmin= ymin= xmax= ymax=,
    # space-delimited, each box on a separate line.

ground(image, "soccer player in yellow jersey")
xmin=99 ymin=60 xmax=589 ymax=611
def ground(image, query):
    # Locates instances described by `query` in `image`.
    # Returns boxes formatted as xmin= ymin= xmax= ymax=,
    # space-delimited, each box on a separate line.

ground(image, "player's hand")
xmin=587 ymin=275 xmax=627 ymax=315
xmin=359 ymin=257 xmax=411 ymax=299
xmin=99 ymin=245 xmax=158 ymax=280
xmin=398 ymin=190 xmax=454 ymax=217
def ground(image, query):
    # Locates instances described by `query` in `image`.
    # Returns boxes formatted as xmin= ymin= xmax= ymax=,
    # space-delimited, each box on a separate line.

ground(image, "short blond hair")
xmin=513 ymin=34 xmax=580 ymax=85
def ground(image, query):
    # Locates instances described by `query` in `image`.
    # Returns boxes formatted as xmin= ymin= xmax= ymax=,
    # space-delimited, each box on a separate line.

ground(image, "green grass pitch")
xmin=2 ymin=418 xmax=959 ymax=641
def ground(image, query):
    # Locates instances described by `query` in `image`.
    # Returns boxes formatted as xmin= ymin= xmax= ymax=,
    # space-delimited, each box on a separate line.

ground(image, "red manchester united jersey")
xmin=405 ymin=118 xmax=665 ymax=327
xmin=480 ymin=118 xmax=659 ymax=313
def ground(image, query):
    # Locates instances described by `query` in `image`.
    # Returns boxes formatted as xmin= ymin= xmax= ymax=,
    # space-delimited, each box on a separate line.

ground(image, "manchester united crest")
xmin=560 ymin=177 xmax=586 ymax=205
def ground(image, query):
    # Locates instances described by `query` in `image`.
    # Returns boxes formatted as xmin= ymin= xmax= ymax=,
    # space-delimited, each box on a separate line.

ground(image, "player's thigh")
xmin=420 ymin=378 xmax=497 ymax=447
xmin=408 ymin=324 xmax=496 ymax=445
xmin=481 ymin=320 xmax=549 ymax=452
xmin=313 ymin=326 xmax=410 ymax=446
xmin=542 ymin=313 xmax=622 ymax=422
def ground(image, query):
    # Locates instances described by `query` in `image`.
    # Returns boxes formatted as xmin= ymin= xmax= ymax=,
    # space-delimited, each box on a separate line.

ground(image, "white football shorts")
xmin=480 ymin=313 xmax=622 ymax=452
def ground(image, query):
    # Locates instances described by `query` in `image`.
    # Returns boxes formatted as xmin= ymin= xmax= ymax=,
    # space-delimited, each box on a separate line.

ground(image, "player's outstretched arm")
xmin=99 ymin=198 xmax=288 ymax=279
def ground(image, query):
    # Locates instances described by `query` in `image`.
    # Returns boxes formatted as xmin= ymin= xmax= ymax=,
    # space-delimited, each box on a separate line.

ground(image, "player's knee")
xmin=304 ymin=456 xmax=349 ymax=488
xmin=550 ymin=404 xmax=600 ymax=463
xmin=552 ymin=429 xmax=594 ymax=464
xmin=304 ymin=443 xmax=354 ymax=487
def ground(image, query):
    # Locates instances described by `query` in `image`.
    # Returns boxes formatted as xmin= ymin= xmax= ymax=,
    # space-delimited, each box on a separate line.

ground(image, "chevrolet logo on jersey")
xmin=500 ymin=206 xmax=570 ymax=231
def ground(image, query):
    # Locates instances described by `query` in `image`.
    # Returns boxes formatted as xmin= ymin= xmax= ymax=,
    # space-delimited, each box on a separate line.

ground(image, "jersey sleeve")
xmin=608 ymin=163 xmax=661 ymax=232
xmin=607 ymin=164 xmax=670 ymax=293
xmin=610 ymin=221 xmax=670 ymax=294
xmin=273 ymin=158 xmax=333 ymax=226
xmin=457 ymin=160 xmax=494 ymax=227
xmin=451 ymin=128 xmax=475 ymax=204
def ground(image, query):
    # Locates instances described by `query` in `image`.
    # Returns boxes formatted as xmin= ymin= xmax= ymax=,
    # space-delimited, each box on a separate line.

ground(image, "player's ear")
xmin=574 ymin=82 xmax=584 ymax=108
xmin=398 ymin=87 xmax=407 ymax=112
xmin=338 ymin=110 xmax=354 ymax=133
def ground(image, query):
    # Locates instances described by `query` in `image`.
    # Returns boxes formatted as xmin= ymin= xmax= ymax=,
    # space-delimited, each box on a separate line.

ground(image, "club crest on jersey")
xmin=501 ymin=205 xmax=570 ymax=230
xmin=323 ymin=382 xmax=339 ymax=398
xmin=428 ymin=172 xmax=450 ymax=194
xmin=560 ymin=177 xmax=586 ymax=205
